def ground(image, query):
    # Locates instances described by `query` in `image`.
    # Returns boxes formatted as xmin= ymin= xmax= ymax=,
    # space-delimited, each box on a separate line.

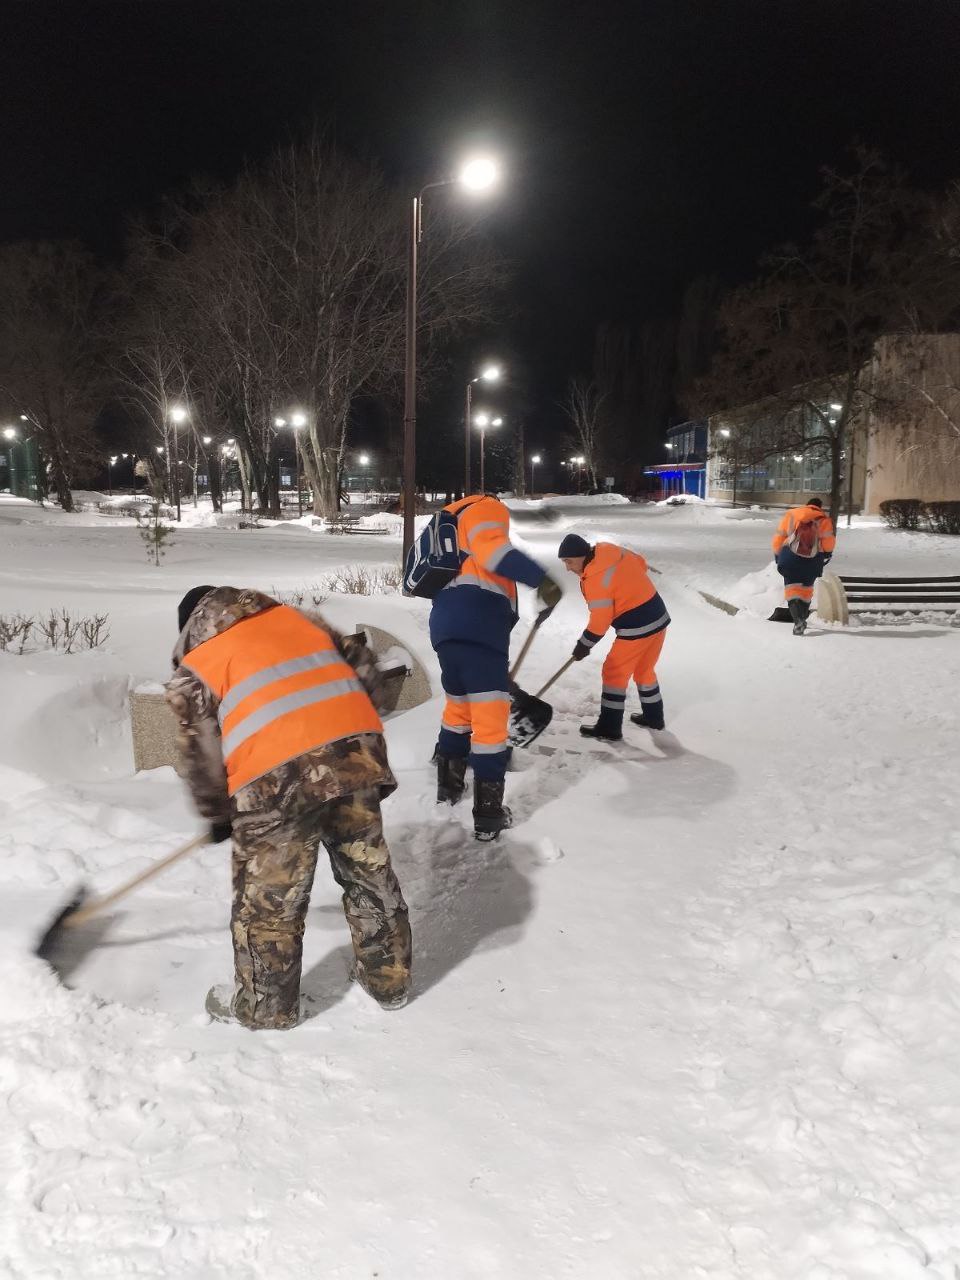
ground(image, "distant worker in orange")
xmin=772 ymin=498 xmax=836 ymax=635
xmin=558 ymin=534 xmax=671 ymax=741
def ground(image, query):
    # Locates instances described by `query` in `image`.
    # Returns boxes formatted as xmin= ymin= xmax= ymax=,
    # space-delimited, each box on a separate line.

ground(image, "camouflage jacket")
xmin=165 ymin=587 xmax=397 ymax=823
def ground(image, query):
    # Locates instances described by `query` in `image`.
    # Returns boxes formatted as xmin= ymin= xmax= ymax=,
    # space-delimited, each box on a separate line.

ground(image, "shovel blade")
xmin=34 ymin=887 xmax=112 ymax=984
xmin=509 ymin=684 xmax=554 ymax=748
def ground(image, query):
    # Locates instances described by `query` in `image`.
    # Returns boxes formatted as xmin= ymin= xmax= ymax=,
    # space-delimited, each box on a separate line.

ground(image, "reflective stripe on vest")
xmin=182 ymin=605 xmax=382 ymax=794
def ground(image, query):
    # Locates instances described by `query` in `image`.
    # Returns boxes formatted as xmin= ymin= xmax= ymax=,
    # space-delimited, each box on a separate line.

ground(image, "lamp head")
xmin=459 ymin=156 xmax=499 ymax=192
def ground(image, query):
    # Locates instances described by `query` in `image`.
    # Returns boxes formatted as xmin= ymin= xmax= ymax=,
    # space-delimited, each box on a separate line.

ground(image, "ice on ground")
xmin=2 ymin=497 xmax=960 ymax=1278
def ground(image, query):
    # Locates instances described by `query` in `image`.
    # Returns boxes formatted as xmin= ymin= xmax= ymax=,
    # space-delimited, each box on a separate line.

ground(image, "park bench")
xmin=816 ymin=573 xmax=960 ymax=623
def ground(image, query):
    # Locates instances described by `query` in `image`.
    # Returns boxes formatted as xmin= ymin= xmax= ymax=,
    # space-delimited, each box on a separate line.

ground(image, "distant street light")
xmin=403 ymin=155 xmax=501 ymax=560
xmin=107 ymin=455 xmax=118 ymax=496
xmin=474 ymin=412 xmax=501 ymax=492
xmin=530 ymin=452 xmax=542 ymax=494
xmin=719 ymin=427 xmax=731 ymax=438
xmin=286 ymin=415 xmax=307 ymax=516
xmin=464 ymin=364 xmax=501 ymax=493
xmin=202 ymin=436 xmax=212 ymax=445
xmin=3 ymin=427 xmax=16 ymax=441
xmin=167 ymin=407 xmax=188 ymax=521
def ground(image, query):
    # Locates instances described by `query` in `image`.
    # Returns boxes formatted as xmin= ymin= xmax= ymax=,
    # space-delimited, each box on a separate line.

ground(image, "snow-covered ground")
xmin=2 ymin=495 xmax=959 ymax=1279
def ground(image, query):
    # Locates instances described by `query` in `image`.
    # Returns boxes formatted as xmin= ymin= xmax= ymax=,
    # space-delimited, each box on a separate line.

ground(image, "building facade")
xmin=703 ymin=334 xmax=960 ymax=513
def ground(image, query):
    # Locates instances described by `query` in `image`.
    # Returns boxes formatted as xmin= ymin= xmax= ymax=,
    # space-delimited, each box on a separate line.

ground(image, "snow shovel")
xmin=508 ymin=606 xmax=558 ymax=748
xmin=509 ymin=660 xmax=576 ymax=748
xmin=35 ymin=831 xmax=209 ymax=982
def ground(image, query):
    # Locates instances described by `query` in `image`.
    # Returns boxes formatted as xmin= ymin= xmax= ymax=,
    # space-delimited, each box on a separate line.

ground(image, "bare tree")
xmin=117 ymin=133 xmax=504 ymax=519
xmin=560 ymin=376 xmax=605 ymax=488
xmin=0 ymin=241 xmax=111 ymax=511
xmin=694 ymin=148 xmax=945 ymax=528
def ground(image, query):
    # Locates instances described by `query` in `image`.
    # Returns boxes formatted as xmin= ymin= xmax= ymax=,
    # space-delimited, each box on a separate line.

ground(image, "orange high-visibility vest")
xmin=444 ymin=494 xmax=518 ymax=606
xmin=182 ymin=605 xmax=383 ymax=794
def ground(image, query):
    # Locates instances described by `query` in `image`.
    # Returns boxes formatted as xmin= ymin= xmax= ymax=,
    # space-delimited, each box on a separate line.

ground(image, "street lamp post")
xmin=290 ymin=413 xmax=307 ymax=517
xmin=464 ymin=364 xmax=501 ymax=495
xmin=530 ymin=453 xmax=541 ymax=495
xmin=402 ymin=156 xmax=500 ymax=562
xmin=169 ymin=406 xmax=188 ymax=522
xmin=107 ymin=455 xmax=117 ymax=496
xmin=474 ymin=414 xmax=503 ymax=493
xmin=358 ymin=452 xmax=371 ymax=501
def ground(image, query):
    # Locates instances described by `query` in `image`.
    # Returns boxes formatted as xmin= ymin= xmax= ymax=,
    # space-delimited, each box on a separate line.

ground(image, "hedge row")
xmin=879 ymin=499 xmax=960 ymax=534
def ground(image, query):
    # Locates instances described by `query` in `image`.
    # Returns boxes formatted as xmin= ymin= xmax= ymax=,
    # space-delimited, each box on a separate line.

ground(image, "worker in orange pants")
xmin=558 ymin=533 xmax=670 ymax=741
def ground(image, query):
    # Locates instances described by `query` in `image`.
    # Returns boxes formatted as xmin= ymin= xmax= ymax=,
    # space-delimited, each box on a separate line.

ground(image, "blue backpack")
xmin=402 ymin=501 xmax=478 ymax=598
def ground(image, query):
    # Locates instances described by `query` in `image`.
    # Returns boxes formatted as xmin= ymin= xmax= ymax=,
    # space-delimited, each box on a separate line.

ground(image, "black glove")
xmin=822 ymin=553 xmax=832 ymax=565
xmin=209 ymin=820 xmax=233 ymax=845
xmin=537 ymin=575 xmax=563 ymax=610
xmin=572 ymin=640 xmax=591 ymax=661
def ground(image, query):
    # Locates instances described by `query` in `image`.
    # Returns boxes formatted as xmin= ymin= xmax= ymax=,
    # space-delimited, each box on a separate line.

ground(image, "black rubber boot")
xmin=629 ymin=713 xmax=665 ymax=731
xmin=473 ymin=777 xmax=512 ymax=842
xmin=579 ymin=707 xmax=623 ymax=742
xmin=437 ymin=754 xmax=468 ymax=804
xmin=788 ymin=598 xmax=809 ymax=635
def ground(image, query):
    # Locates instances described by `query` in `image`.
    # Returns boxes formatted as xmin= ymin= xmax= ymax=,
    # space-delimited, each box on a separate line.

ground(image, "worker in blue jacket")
xmin=431 ymin=494 xmax=561 ymax=840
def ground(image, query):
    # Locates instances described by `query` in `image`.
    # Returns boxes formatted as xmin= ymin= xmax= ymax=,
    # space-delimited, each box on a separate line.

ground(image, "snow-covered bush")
xmin=879 ymin=498 xmax=923 ymax=530
xmin=922 ymin=501 xmax=960 ymax=534
xmin=0 ymin=610 xmax=109 ymax=653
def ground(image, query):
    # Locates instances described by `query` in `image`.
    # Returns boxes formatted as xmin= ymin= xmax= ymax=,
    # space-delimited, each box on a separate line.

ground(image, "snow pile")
xmin=541 ymin=492 xmax=631 ymax=507
xmin=3 ymin=501 xmax=960 ymax=1275
xmin=726 ymin=560 xmax=785 ymax=615
xmin=656 ymin=493 xmax=708 ymax=506
xmin=354 ymin=511 xmax=403 ymax=534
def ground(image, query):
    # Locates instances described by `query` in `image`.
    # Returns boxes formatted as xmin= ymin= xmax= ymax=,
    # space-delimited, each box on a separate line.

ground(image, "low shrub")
xmin=922 ymin=501 xmax=960 ymax=535
xmin=879 ymin=498 xmax=924 ymax=531
xmin=273 ymin=565 xmax=402 ymax=609
xmin=0 ymin=610 xmax=110 ymax=654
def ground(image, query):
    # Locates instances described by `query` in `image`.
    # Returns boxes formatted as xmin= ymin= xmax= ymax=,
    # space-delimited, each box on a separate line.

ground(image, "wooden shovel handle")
xmin=64 ymin=832 xmax=210 ymax=928
xmin=535 ymin=658 xmax=575 ymax=699
xmin=508 ymin=604 xmax=555 ymax=681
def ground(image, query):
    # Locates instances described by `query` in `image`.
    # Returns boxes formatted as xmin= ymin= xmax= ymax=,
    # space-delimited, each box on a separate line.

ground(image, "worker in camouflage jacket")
xmin=166 ymin=585 xmax=411 ymax=1030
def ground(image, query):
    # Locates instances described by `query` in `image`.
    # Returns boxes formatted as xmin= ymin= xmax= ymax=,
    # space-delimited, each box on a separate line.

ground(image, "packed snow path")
xmin=2 ymin=497 xmax=959 ymax=1278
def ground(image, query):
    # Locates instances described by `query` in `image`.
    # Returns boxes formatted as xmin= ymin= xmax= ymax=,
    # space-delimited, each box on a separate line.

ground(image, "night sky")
xmin=3 ymin=0 xmax=960 ymax=450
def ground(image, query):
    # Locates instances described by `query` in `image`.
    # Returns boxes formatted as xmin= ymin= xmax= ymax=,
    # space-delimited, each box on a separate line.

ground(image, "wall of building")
xmin=862 ymin=335 xmax=960 ymax=513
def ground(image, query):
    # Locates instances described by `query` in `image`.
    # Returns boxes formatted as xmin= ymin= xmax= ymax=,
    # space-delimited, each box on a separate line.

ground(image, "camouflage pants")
xmin=230 ymin=788 xmax=411 ymax=1029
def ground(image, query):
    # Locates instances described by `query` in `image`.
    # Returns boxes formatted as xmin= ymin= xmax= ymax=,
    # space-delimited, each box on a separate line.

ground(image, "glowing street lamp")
xmin=3 ymin=427 xmax=16 ymax=441
xmin=403 ymin=155 xmax=502 ymax=559
xmin=474 ymin=413 xmax=502 ymax=492
xmin=167 ymin=406 xmax=188 ymax=521
xmin=283 ymin=414 xmax=307 ymax=516
xmin=530 ymin=452 xmax=542 ymax=494
xmin=464 ymin=363 xmax=501 ymax=493
xmin=719 ymin=427 xmax=731 ymax=438
xmin=107 ymin=454 xmax=118 ymax=496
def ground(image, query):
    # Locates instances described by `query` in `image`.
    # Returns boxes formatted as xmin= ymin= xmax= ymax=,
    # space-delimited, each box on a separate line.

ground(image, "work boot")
xmin=437 ymin=754 xmax=468 ymax=804
xmin=350 ymin=964 xmax=411 ymax=1011
xmin=629 ymin=713 xmax=664 ymax=731
xmin=788 ymin=598 xmax=809 ymax=635
xmin=205 ymin=983 xmax=304 ymax=1030
xmin=473 ymin=777 xmax=512 ymax=842
xmin=579 ymin=707 xmax=624 ymax=742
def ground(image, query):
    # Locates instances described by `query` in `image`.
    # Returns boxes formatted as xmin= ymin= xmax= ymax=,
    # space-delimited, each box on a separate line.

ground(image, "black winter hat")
xmin=558 ymin=533 xmax=592 ymax=559
xmin=807 ymin=498 xmax=823 ymax=509
xmin=178 ymin=585 xmax=216 ymax=634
